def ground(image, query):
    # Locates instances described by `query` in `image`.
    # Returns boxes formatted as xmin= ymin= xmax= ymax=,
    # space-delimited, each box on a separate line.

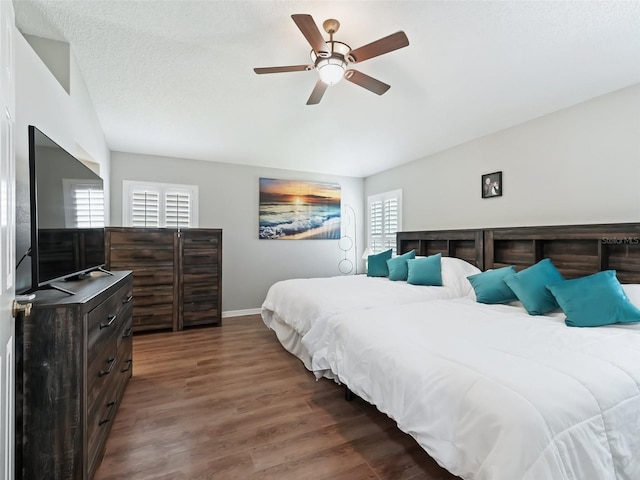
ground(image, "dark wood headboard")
xmin=485 ymin=223 xmax=640 ymax=283
xmin=398 ymin=223 xmax=640 ymax=283
xmin=397 ymin=229 xmax=484 ymax=269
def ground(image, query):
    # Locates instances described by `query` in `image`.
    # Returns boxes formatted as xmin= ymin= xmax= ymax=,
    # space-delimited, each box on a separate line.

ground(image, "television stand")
xmin=16 ymin=271 xmax=133 ymax=479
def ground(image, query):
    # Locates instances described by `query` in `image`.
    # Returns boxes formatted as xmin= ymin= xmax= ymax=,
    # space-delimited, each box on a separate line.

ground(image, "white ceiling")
xmin=14 ymin=1 xmax=640 ymax=178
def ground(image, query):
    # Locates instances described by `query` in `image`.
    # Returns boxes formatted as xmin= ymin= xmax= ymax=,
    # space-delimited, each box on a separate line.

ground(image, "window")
xmin=123 ymin=181 xmax=198 ymax=228
xmin=367 ymin=189 xmax=402 ymax=255
xmin=63 ymin=179 xmax=105 ymax=227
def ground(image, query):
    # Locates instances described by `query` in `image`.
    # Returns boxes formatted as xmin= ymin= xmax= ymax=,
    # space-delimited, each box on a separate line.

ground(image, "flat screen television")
xmin=26 ymin=125 xmax=106 ymax=294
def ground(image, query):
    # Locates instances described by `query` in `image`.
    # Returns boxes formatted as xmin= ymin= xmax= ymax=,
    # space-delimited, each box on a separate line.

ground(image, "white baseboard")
xmin=222 ymin=308 xmax=261 ymax=318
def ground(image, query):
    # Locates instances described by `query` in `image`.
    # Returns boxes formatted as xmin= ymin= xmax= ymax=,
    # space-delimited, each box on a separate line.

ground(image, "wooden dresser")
xmin=105 ymin=227 xmax=222 ymax=332
xmin=16 ymin=270 xmax=133 ymax=480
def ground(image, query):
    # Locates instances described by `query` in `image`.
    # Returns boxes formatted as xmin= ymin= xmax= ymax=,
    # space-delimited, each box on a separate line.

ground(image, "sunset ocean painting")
xmin=259 ymin=178 xmax=341 ymax=239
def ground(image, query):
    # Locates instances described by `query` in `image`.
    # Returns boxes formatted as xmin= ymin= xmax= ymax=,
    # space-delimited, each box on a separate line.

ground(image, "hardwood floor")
xmin=95 ymin=315 xmax=460 ymax=480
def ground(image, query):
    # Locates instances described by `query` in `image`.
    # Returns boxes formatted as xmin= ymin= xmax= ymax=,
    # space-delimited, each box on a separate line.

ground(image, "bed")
xmin=261 ymin=229 xmax=483 ymax=370
xmin=304 ymin=222 xmax=640 ymax=480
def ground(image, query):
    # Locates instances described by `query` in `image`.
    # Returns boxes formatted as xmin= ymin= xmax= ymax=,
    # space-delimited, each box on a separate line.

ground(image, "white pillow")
xmin=622 ymin=284 xmax=640 ymax=309
xmin=440 ymin=257 xmax=481 ymax=297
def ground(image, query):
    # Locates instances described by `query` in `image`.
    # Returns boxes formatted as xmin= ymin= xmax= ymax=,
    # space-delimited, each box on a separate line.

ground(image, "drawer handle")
xmin=99 ymin=357 xmax=116 ymax=377
xmin=121 ymin=359 xmax=133 ymax=373
xmin=100 ymin=314 xmax=117 ymax=329
xmin=99 ymin=402 xmax=116 ymax=426
xmin=122 ymin=327 xmax=133 ymax=338
xmin=122 ymin=295 xmax=133 ymax=304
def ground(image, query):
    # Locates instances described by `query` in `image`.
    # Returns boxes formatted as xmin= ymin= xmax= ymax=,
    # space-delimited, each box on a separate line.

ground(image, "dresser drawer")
xmin=182 ymin=271 xmax=217 ymax=285
xmin=183 ymin=250 xmax=218 ymax=265
xmin=183 ymin=290 xmax=218 ymax=307
xmin=116 ymin=337 xmax=133 ymax=393
xmin=89 ymin=342 xmax=129 ymax=421
xmin=108 ymin=230 xmax=175 ymax=246
xmin=117 ymin=315 xmax=133 ymax=378
xmin=183 ymin=309 xmax=220 ymax=327
xmin=130 ymin=266 xmax=174 ymax=287
xmin=87 ymin=282 xmax=133 ymax=359
xmin=181 ymin=233 xmax=220 ymax=249
xmin=133 ymin=308 xmax=173 ymax=330
xmin=132 ymin=284 xmax=174 ymax=306
xmin=117 ymin=313 xmax=133 ymax=350
xmin=110 ymin=246 xmax=175 ymax=265
xmin=87 ymin=337 xmax=118 ymax=408
xmin=87 ymin=392 xmax=119 ymax=479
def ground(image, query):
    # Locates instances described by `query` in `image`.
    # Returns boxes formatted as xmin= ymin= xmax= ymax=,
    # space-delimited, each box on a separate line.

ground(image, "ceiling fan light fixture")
xmin=316 ymin=56 xmax=347 ymax=85
xmin=255 ymin=15 xmax=409 ymax=104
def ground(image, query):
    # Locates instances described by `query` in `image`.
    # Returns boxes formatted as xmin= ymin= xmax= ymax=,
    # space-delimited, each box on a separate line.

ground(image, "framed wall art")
xmin=482 ymin=171 xmax=502 ymax=199
xmin=259 ymin=178 xmax=341 ymax=239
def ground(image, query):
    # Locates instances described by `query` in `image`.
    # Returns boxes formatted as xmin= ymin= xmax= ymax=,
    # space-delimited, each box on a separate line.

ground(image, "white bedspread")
xmin=261 ymin=274 xmax=459 ymax=337
xmin=311 ymin=298 xmax=640 ymax=480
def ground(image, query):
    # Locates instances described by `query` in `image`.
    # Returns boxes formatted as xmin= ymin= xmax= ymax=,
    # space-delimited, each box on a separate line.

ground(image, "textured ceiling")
xmin=14 ymin=1 xmax=640 ymax=178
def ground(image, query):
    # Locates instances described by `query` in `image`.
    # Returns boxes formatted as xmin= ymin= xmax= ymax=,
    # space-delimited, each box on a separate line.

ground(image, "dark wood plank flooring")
xmin=95 ymin=315 xmax=460 ymax=480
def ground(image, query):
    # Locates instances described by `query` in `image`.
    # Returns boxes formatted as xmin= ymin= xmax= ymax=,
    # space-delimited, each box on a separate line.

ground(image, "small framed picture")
xmin=482 ymin=171 xmax=502 ymax=198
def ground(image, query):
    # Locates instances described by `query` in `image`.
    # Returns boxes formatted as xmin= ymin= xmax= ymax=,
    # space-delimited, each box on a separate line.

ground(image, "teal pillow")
xmin=503 ymin=258 xmax=564 ymax=315
xmin=467 ymin=266 xmax=518 ymax=304
xmin=387 ymin=250 xmax=416 ymax=281
xmin=407 ymin=253 xmax=442 ymax=286
xmin=367 ymin=249 xmax=392 ymax=277
xmin=547 ymin=270 xmax=640 ymax=327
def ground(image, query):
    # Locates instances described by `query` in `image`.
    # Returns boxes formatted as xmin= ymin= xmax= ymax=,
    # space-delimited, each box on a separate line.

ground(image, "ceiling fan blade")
xmin=306 ymin=80 xmax=328 ymax=105
xmin=348 ymin=31 xmax=409 ymax=63
xmin=345 ymin=70 xmax=390 ymax=96
xmin=292 ymin=14 xmax=330 ymax=57
xmin=254 ymin=65 xmax=311 ymax=74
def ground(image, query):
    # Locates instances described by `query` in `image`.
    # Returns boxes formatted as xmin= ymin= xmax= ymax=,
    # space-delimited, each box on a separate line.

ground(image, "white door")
xmin=0 ymin=0 xmax=15 ymax=478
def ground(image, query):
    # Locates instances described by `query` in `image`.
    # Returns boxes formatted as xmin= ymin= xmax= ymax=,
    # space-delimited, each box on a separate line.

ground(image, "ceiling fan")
xmin=254 ymin=14 xmax=409 ymax=105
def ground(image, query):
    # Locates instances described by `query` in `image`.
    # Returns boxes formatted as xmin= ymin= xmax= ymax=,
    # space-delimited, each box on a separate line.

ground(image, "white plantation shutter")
xmin=369 ymin=200 xmax=384 ymax=253
xmin=370 ymin=200 xmax=383 ymax=236
xmin=165 ymin=191 xmax=191 ymax=228
xmin=73 ymin=187 xmax=105 ymax=227
xmin=123 ymin=181 xmax=198 ymax=228
xmin=131 ymin=189 xmax=160 ymax=227
xmin=63 ymin=179 xmax=106 ymax=228
xmin=367 ymin=190 xmax=402 ymax=255
xmin=384 ymin=198 xmax=398 ymax=234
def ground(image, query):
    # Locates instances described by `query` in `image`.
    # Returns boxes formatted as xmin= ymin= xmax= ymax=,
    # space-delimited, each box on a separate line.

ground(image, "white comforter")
xmin=261 ymin=274 xmax=459 ymax=337
xmin=309 ymin=298 xmax=640 ymax=480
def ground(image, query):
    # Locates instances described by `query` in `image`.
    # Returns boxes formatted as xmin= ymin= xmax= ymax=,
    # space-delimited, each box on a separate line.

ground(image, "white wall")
xmin=365 ymin=84 xmax=640 ymax=231
xmin=23 ymin=34 xmax=70 ymax=94
xmin=15 ymin=31 xmax=109 ymax=293
xmin=110 ymin=152 xmax=365 ymax=313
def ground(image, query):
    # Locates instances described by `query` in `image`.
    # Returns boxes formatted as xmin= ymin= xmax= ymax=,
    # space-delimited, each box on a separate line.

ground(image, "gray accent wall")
xmin=365 ymin=84 xmax=640 ymax=231
xmin=110 ymin=152 xmax=365 ymax=313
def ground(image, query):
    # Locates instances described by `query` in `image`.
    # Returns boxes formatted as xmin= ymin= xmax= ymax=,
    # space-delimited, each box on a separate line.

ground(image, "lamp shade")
xmin=311 ymin=41 xmax=350 ymax=86
xmin=316 ymin=57 xmax=347 ymax=85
